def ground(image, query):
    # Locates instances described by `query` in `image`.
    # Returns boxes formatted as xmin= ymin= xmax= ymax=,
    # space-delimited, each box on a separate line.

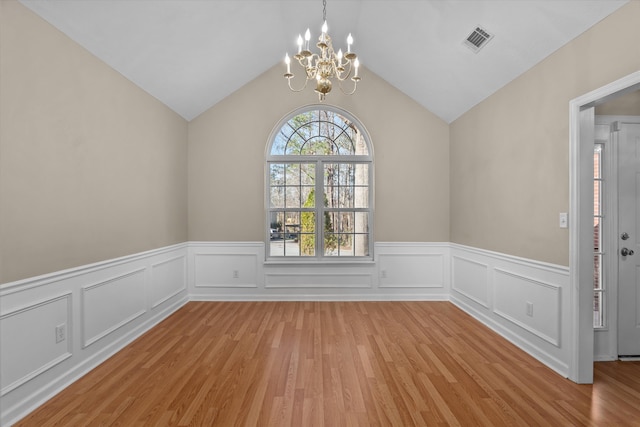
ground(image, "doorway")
xmin=593 ymin=116 xmax=640 ymax=360
xmin=570 ymin=71 xmax=640 ymax=383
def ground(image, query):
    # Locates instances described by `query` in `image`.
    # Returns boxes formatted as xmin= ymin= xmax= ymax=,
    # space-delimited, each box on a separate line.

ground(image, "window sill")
xmin=264 ymin=259 xmax=376 ymax=267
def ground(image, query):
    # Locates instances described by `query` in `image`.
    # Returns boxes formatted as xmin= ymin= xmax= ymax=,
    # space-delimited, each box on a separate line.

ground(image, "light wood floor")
xmin=15 ymin=301 xmax=640 ymax=426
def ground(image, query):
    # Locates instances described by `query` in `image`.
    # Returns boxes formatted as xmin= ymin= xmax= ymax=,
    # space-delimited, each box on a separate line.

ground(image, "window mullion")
xmin=316 ymin=160 xmax=324 ymax=258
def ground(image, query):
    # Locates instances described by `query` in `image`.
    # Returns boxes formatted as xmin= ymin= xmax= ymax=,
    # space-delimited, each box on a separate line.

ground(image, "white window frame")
xmin=265 ymin=105 xmax=374 ymax=262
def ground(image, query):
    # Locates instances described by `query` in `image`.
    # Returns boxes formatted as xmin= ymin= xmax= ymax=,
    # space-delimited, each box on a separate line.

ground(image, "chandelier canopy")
xmin=284 ymin=0 xmax=361 ymax=101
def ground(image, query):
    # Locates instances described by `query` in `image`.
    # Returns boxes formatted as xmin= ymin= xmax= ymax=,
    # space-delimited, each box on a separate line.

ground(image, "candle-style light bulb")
xmin=285 ymin=53 xmax=291 ymax=74
xmin=347 ymin=33 xmax=353 ymax=52
xmin=354 ymin=58 xmax=359 ymax=77
xmin=337 ymin=49 xmax=343 ymax=66
xmin=304 ymin=28 xmax=311 ymax=50
xmin=297 ymin=34 xmax=303 ymax=54
xmin=321 ymin=21 xmax=328 ymax=42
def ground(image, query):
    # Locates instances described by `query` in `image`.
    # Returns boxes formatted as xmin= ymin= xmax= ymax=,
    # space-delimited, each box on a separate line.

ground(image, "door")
xmin=618 ymin=123 xmax=640 ymax=357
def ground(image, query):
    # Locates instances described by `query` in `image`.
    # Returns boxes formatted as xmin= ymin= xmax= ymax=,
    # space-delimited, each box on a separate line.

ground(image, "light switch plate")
xmin=559 ymin=212 xmax=568 ymax=228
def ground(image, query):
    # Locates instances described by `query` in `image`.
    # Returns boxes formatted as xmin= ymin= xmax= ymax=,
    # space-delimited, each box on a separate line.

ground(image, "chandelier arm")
xmin=296 ymin=54 xmax=319 ymax=79
xmin=286 ymin=76 xmax=311 ymax=92
xmin=337 ymin=78 xmax=358 ymax=96
xmin=333 ymin=59 xmax=354 ymax=82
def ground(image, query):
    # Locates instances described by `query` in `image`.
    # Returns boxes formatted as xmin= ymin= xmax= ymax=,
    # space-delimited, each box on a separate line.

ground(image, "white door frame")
xmin=569 ymin=70 xmax=640 ymax=383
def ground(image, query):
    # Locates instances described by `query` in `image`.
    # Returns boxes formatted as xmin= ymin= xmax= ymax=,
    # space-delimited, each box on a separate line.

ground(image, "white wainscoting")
xmin=0 ymin=244 xmax=188 ymax=427
xmin=188 ymin=242 xmax=450 ymax=301
xmin=449 ymin=244 xmax=570 ymax=377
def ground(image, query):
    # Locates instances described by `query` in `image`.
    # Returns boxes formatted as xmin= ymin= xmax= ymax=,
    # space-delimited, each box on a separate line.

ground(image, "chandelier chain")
xmin=323 ymin=0 xmax=327 ymax=22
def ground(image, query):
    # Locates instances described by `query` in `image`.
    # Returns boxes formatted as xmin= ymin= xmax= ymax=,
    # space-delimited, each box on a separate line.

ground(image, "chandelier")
xmin=284 ymin=0 xmax=361 ymax=101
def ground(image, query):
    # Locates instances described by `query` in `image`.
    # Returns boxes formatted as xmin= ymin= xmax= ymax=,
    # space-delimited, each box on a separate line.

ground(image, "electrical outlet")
xmin=526 ymin=302 xmax=533 ymax=317
xmin=233 ymin=270 xmax=239 ymax=279
xmin=55 ymin=323 xmax=66 ymax=343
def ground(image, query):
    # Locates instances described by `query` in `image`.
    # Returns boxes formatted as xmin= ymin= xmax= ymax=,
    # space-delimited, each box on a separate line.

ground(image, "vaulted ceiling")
xmin=19 ymin=0 xmax=628 ymax=123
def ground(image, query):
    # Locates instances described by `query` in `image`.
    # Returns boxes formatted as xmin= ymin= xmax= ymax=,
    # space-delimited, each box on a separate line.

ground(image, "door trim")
xmin=569 ymin=71 xmax=640 ymax=383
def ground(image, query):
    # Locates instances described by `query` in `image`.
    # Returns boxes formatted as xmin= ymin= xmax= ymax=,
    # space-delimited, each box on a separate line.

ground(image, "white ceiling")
xmin=19 ymin=0 xmax=628 ymax=123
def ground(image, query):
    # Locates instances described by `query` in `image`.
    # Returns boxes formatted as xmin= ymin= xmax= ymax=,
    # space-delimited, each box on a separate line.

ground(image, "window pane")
xmin=335 ymin=133 xmax=354 ymax=155
xmin=353 ymin=234 xmax=370 ymax=256
xmin=354 ymin=212 xmax=370 ymax=234
xmin=594 ymin=254 xmax=603 ymax=290
xmin=270 ymin=186 xmax=284 ymax=208
xmin=337 ymin=187 xmax=354 ymax=209
xmin=594 ymin=180 xmax=602 ymax=217
xmin=593 ymin=217 xmax=602 ymax=253
xmin=269 ymin=211 xmax=285 ymax=233
xmin=354 ymin=186 xmax=369 ymax=208
xmin=354 ymin=164 xmax=369 ymax=185
xmin=285 ymin=186 xmax=301 ymax=208
xmin=272 ymin=133 xmax=288 ymax=155
xmin=324 ymin=233 xmax=338 ymax=255
xmin=340 ymin=163 xmax=355 ymax=185
xmin=299 ymin=234 xmax=316 ymax=256
xmin=300 ymin=164 xmax=315 ymax=185
xmin=304 ymin=138 xmax=332 ymax=155
xmin=284 ymin=212 xmax=300 ymax=233
xmin=269 ymin=211 xmax=286 ymax=256
xmin=324 ymin=164 xmax=339 ymax=187
xmin=354 ymin=134 xmax=368 ymax=156
xmin=300 ymin=212 xmax=315 ymax=256
xmin=338 ymin=212 xmax=354 ymax=233
xmin=301 ymin=186 xmax=314 ymax=207
xmin=270 ymin=164 xmax=285 ymax=185
xmin=594 ymin=291 xmax=604 ymax=328
xmin=594 ymin=144 xmax=602 ymax=179
xmin=284 ymin=239 xmax=300 ymax=256
xmin=286 ymin=164 xmax=300 ymax=184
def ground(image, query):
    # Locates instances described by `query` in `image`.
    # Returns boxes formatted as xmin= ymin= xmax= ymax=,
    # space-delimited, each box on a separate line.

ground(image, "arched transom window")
xmin=266 ymin=106 xmax=373 ymax=260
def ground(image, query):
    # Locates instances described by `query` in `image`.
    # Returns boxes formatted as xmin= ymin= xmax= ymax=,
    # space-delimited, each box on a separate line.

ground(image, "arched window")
xmin=266 ymin=106 xmax=373 ymax=260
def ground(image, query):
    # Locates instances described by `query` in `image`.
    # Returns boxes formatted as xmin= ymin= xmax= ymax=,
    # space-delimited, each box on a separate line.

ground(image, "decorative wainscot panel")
xmin=375 ymin=243 xmax=449 ymax=299
xmin=1 ymin=292 xmax=73 ymax=397
xmin=451 ymin=255 xmax=490 ymax=308
xmin=81 ymin=268 xmax=147 ymax=348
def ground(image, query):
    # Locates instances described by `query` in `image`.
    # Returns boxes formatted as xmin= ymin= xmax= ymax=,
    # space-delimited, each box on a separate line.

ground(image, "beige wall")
xmin=7 ymin=0 xmax=633 ymax=281
xmin=595 ymin=89 xmax=640 ymax=115
xmin=188 ymin=64 xmax=450 ymax=243
xmin=0 ymin=1 xmax=188 ymax=283
xmin=450 ymin=1 xmax=640 ymax=266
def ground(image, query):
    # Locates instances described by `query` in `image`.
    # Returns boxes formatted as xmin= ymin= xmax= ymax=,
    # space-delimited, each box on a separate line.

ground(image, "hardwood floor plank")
xmin=13 ymin=301 xmax=640 ymax=426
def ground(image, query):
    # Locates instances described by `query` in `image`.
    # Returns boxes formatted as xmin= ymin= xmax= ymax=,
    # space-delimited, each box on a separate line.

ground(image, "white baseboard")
xmin=190 ymin=293 xmax=451 ymax=302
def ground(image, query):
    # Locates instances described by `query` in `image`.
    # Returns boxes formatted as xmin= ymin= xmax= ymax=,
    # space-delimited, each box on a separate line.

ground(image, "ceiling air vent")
xmin=463 ymin=26 xmax=493 ymax=53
